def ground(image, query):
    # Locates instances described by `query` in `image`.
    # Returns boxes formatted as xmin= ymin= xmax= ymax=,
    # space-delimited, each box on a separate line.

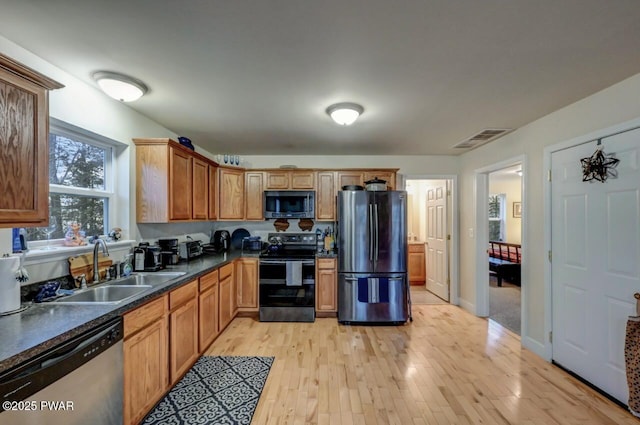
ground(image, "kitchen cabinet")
xmin=218 ymin=263 xmax=235 ymax=331
xmin=408 ymin=243 xmax=426 ymax=285
xmin=336 ymin=171 xmax=364 ymax=190
xmin=316 ymin=258 xmax=337 ymax=314
xmin=264 ymin=170 xmax=315 ymax=190
xmin=235 ymin=258 xmax=259 ymax=311
xmin=316 ymin=171 xmax=336 ymax=221
xmin=199 ymin=270 xmax=219 ymax=353
xmin=0 ymin=54 xmax=62 ymax=228
xmin=218 ymin=166 xmax=245 ymax=220
xmin=134 ymin=138 xmax=219 ymax=223
xmin=123 ymin=295 xmax=168 ymax=425
xmin=169 ymin=280 xmax=199 ymax=384
xmin=208 ymin=164 xmax=218 ymax=220
xmin=192 ymin=156 xmax=209 ymax=220
xmin=245 ymin=171 xmax=264 ymax=220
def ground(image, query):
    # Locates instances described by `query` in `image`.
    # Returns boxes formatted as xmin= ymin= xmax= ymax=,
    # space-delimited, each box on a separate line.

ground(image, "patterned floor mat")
xmin=142 ymin=356 xmax=274 ymax=425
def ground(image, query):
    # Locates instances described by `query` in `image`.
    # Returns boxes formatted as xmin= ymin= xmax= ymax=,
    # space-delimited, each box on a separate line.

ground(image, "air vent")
xmin=453 ymin=128 xmax=513 ymax=150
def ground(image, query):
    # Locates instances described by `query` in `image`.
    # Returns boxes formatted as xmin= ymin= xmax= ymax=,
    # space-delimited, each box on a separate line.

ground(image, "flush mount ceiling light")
xmin=326 ymin=102 xmax=364 ymax=126
xmin=92 ymin=71 xmax=148 ymax=102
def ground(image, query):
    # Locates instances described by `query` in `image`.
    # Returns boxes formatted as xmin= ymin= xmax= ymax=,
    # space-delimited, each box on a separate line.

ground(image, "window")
xmin=488 ymin=194 xmax=506 ymax=241
xmin=26 ymin=121 xmax=115 ymax=244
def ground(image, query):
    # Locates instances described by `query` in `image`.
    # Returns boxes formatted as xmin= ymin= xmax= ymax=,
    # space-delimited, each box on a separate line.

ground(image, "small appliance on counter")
xmin=211 ymin=230 xmax=231 ymax=253
xmin=242 ymin=236 xmax=263 ymax=253
xmin=178 ymin=240 xmax=203 ymax=261
xmin=133 ymin=243 xmax=163 ymax=272
xmin=158 ymin=238 xmax=180 ymax=266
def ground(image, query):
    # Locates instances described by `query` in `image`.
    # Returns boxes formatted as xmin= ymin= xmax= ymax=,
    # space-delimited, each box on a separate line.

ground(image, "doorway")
xmin=405 ymin=177 xmax=457 ymax=305
xmin=488 ymin=165 xmax=523 ymax=334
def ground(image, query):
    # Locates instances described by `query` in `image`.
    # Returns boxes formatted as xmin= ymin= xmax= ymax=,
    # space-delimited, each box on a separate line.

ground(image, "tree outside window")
xmin=488 ymin=194 xmax=506 ymax=241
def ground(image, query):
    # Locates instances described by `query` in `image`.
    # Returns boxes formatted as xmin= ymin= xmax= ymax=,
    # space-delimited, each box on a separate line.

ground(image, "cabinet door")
xmin=192 ymin=157 xmax=209 ymax=220
xmin=0 ymin=68 xmax=52 ymax=227
xmin=218 ymin=167 xmax=245 ymax=219
xmin=336 ymin=171 xmax=364 ymax=190
xmin=170 ymin=297 xmax=199 ymax=383
xmin=219 ymin=275 xmax=232 ymax=331
xmin=245 ymin=172 xmax=264 ymax=220
xmin=208 ymin=164 xmax=218 ymax=220
xmin=169 ymin=147 xmax=192 ymax=220
xmin=408 ymin=248 xmax=426 ymax=285
xmin=236 ymin=258 xmax=259 ymax=310
xmin=199 ymin=284 xmax=219 ymax=353
xmin=265 ymin=171 xmax=290 ymax=189
xmin=291 ymin=171 xmax=315 ymax=189
xmin=316 ymin=171 xmax=335 ymax=221
xmin=316 ymin=258 xmax=337 ymax=312
xmin=124 ymin=316 xmax=168 ymax=425
xmin=363 ymin=171 xmax=396 ymax=190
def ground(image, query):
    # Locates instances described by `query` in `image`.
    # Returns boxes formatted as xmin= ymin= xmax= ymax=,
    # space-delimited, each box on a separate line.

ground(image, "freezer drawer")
xmin=337 ymin=273 xmax=408 ymax=324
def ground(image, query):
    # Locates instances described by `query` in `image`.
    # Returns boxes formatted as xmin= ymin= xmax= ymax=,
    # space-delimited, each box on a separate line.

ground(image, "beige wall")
xmin=489 ymin=173 xmax=522 ymax=244
xmin=458 ymin=71 xmax=640 ymax=351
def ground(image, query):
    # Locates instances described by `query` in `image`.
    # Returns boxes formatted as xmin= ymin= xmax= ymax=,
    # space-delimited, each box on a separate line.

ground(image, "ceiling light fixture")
xmin=92 ymin=71 xmax=148 ymax=102
xmin=326 ymin=102 xmax=364 ymax=126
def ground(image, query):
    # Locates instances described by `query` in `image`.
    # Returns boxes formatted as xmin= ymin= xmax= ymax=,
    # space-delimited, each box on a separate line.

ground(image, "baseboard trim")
xmin=522 ymin=336 xmax=548 ymax=359
xmin=458 ymin=298 xmax=475 ymax=315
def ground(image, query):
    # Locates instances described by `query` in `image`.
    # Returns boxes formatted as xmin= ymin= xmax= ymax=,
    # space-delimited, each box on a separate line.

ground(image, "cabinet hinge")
xmin=548 ymin=250 xmax=552 ymax=262
xmin=447 ymin=234 xmax=451 ymax=241
xmin=447 ymin=189 xmax=451 ymax=196
xmin=547 ymin=169 xmax=552 ymax=181
xmin=549 ymin=331 xmax=553 ymax=343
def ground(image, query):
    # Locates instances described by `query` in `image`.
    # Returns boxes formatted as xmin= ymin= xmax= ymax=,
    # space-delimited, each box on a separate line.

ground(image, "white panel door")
xmin=426 ymin=181 xmax=449 ymax=301
xmin=551 ymin=129 xmax=640 ymax=403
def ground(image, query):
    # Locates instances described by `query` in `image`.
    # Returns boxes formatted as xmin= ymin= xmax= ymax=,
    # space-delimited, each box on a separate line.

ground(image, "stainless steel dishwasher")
xmin=0 ymin=317 xmax=123 ymax=425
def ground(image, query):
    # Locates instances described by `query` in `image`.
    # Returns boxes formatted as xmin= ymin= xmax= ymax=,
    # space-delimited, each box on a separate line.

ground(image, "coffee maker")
xmin=133 ymin=243 xmax=163 ymax=271
xmin=158 ymin=238 xmax=180 ymax=266
xmin=211 ymin=230 xmax=230 ymax=253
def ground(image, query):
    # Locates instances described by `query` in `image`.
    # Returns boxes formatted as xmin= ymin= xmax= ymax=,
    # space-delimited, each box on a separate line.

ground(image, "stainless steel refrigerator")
xmin=337 ymin=190 xmax=409 ymax=324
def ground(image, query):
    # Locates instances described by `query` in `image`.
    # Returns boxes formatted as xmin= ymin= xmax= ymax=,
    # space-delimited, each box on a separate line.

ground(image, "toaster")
xmin=178 ymin=240 xmax=203 ymax=260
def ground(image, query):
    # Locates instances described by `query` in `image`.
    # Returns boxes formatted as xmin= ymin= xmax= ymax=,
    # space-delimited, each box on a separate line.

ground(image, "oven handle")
xmin=260 ymin=259 xmax=315 ymax=266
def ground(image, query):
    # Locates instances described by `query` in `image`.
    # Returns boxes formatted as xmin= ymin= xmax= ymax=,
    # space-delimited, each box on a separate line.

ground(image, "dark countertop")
xmin=0 ymin=252 xmax=241 ymax=374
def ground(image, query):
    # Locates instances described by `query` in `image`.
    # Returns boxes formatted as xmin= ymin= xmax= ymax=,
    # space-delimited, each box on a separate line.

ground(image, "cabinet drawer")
xmin=408 ymin=243 xmax=425 ymax=253
xmin=169 ymin=280 xmax=198 ymax=310
xmin=316 ymin=258 xmax=336 ymax=269
xmin=219 ymin=263 xmax=234 ymax=280
xmin=199 ymin=270 xmax=219 ymax=292
xmin=124 ymin=295 xmax=168 ymax=336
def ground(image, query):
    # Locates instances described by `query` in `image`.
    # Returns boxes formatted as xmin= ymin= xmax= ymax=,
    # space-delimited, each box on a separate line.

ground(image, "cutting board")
xmin=68 ymin=253 xmax=113 ymax=287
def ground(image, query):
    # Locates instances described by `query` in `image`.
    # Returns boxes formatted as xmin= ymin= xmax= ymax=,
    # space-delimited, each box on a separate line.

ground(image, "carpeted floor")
xmin=410 ymin=285 xmax=448 ymax=305
xmin=142 ymin=356 xmax=274 ymax=425
xmin=489 ymin=275 xmax=521 ymax=335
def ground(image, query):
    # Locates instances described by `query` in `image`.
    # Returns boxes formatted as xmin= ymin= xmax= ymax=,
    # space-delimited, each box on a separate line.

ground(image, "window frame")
xmin=488 ymin=193 xmax=506 ymax=242
xmin=27 ymin=119 xmax=117 ymax=248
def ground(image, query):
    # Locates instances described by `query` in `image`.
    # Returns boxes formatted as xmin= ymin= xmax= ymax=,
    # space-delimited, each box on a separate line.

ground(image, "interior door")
xmin=426 ymin=180 xmax=449 ymax=301
xmin=551 ymin=129 xmax=640 ymax=403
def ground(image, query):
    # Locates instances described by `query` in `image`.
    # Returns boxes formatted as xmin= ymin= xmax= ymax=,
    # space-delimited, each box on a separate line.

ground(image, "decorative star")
xmin=580 ymin=144 xmax=620 ymax=182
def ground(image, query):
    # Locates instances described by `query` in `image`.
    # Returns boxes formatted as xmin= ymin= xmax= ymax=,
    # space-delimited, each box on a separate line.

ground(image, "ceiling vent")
xmin=453 ymin=128 xmax=513 ymax=150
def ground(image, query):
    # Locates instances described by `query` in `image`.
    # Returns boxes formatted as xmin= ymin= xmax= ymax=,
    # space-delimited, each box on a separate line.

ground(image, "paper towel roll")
xmin=0 ymin=256 xmax=21 ymax=314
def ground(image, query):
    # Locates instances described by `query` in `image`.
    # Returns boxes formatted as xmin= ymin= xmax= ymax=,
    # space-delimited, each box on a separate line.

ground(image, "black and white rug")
xmin=142 ymin=356 xmax=274 ymax=425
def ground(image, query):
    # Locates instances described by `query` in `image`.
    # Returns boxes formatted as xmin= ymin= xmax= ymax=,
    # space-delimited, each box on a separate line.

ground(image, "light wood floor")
xmin=205 ymin=305 xmax=637 ymax=424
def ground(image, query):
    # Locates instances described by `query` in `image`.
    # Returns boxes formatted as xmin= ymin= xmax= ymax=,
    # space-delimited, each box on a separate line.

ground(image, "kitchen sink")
xmin=107 ymin=272 xmax=186 ymax=286
xmin=54 ymin=285 xmax=152 ymax=304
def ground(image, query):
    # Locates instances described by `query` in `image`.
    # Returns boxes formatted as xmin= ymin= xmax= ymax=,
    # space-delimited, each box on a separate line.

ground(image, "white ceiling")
xmin=2 ymin=0 xmax=640 ymax=155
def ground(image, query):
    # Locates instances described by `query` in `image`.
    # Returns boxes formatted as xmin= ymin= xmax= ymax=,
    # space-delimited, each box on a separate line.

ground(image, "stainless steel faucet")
xmin=93 ymin=238 xmax=110 ymax=284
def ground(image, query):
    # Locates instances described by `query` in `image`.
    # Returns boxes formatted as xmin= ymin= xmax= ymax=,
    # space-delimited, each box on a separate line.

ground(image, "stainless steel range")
xmin=259 ymin=233 xmax=316 ymax=322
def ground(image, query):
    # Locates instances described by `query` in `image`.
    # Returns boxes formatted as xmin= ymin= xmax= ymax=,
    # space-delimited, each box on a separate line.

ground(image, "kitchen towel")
xmin=357 ymin=277 xmax=390 ymax=303
xmin=286 ymin=261 xmax=302 ymax=286
xmin=0 ymin=256 xmax=21 ymax=314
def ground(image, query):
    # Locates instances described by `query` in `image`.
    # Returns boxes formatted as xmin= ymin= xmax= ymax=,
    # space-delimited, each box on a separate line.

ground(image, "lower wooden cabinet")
xmin=235 ymin=258 xmax=259 ymax=311
xmin=316 ymin=258 xmax=337 ymax=313
xmin=218 ymin=263 xmax=235 ymax=331
xmin=408 ymin=243 xmax=426 ymax=285
xmin=169 ymin=280 xmax=199 ymax=384
xmin=199 ymin=270 xmax=219 ymax=353
xmin=123 ymin=296 xmax=168 ymax=425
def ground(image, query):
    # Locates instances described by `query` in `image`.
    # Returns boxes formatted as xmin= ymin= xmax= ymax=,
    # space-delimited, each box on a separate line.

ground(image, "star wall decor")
xmin=580 ymin=140 xmax=620 ymax=182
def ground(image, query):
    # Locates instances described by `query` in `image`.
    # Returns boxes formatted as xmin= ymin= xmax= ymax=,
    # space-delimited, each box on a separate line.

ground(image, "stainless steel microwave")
xmin=263 ymin=190 xmax=315 ymax=219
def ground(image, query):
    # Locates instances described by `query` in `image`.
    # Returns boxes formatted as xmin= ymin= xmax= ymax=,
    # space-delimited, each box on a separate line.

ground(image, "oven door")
xmin=259 ymin=259 xmax=315 ymax=322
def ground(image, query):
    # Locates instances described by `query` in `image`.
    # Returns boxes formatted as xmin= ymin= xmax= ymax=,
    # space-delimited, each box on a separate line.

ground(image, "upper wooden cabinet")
xmin=264 ymin=170 xmax=315 ymax=190
xmin=208 ymin=164 xmax=218 ymax=220
xmin=133 ymin=138 xmax=218 ymax=223
xmin=336 ymin=171 xmax=364 ymax=190
xmin=245 ymin=171 xmax=264 ymax=220
xmin=0 ymin=54 xmax=63 ymax=228
xmin=363 ymin=171 xmax=396 ymax=190
xmin=218 ymin=166 xmax=245 ymax=220
xmin=316 ymin=171 xmax=336 ymax=221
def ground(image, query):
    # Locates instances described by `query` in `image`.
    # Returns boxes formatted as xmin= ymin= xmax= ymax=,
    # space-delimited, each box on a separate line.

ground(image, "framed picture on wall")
xmin=513 ymin=202 xmax=522 ymax=218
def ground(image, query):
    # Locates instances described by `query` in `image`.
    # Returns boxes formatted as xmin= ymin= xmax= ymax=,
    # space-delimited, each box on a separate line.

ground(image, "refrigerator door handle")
xmin=368 ymin=204 xmax=374 ymax=261
xmin=374 ymin=204 xmax=379 ymax=262
xmin=344 ymin=277 xmax=358 ymax=281
xmin=388 ymin=277 xmax=403 ymax=280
